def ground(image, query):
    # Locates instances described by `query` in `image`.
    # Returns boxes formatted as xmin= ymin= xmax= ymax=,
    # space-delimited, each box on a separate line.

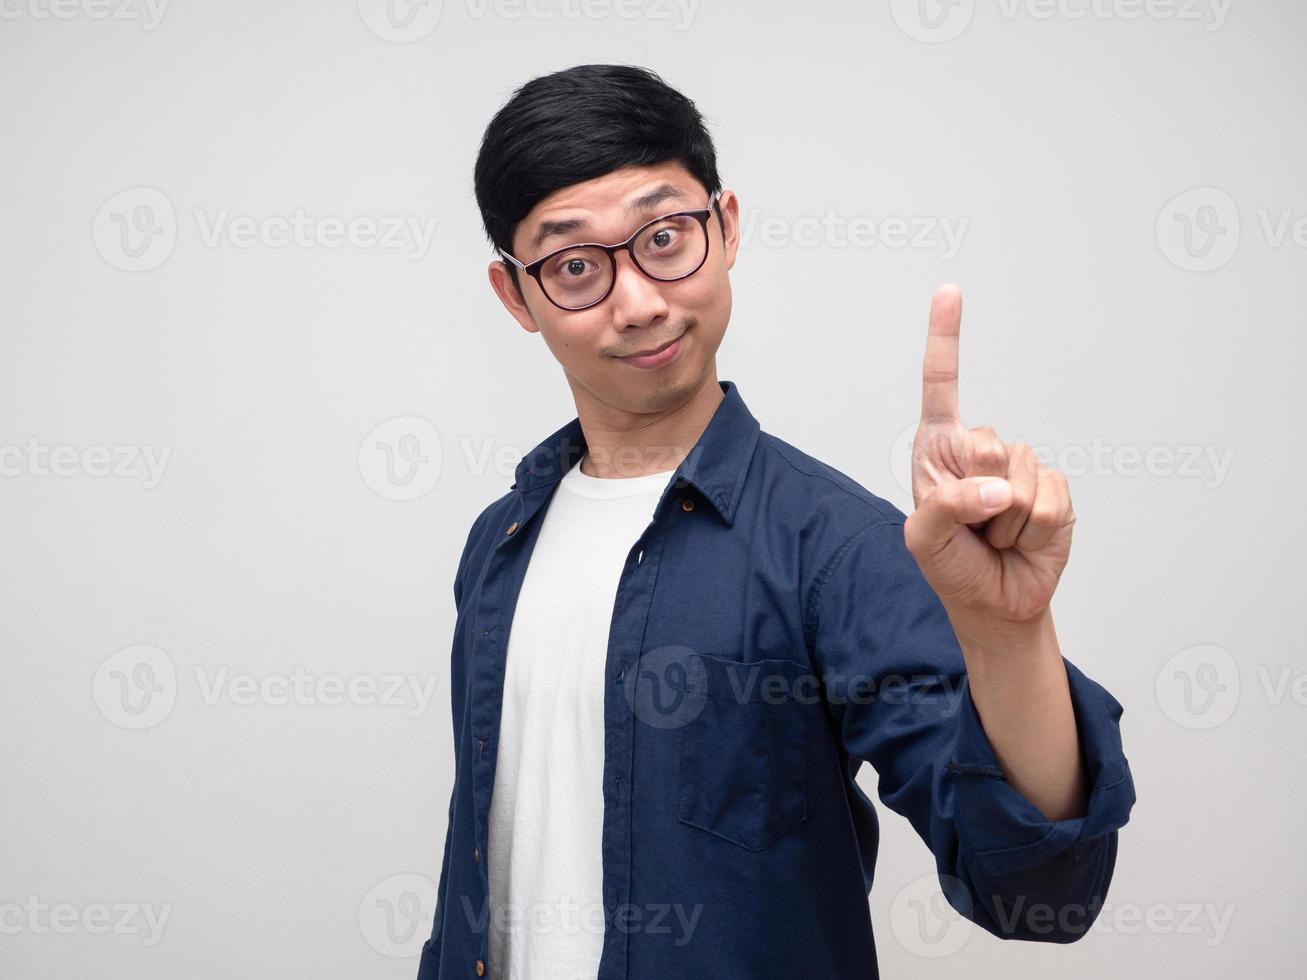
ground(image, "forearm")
xmin=951 ymin=608 xmax=1088 ymax=823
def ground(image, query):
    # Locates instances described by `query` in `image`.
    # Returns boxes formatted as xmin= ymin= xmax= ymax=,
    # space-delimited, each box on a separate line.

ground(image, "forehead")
xmin=513 ymin=161 xmax=705 ymax=256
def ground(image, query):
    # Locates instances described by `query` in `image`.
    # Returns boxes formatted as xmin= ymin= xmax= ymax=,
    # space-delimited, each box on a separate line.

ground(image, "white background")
xmin=1 ymin=1 xmax=1303 ymax=977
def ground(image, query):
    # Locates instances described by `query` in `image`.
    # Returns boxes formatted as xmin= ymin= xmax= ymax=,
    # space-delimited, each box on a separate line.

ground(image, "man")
xmin=418 ymin=64 xmax=1136 ymax=980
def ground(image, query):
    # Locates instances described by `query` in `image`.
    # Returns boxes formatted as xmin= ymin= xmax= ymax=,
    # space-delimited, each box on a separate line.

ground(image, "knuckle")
xmin=1029 ymin=502 xmax=1060 ymax=527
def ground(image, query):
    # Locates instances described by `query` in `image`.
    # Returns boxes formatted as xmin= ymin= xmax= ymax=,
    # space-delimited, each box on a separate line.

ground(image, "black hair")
xmin=473 ymin=64 xmax=723 ymax=291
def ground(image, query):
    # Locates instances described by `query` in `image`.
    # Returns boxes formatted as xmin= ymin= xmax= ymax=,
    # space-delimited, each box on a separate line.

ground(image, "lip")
xmin=618 ymin=335 xmax=683 ymax=369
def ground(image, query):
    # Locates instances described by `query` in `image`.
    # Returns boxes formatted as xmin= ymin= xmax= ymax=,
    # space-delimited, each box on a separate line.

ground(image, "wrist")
xmin=947 ymin=604 xmax=1056 ymax=660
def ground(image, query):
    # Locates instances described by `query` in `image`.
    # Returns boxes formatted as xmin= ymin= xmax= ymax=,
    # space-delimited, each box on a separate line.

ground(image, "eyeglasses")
xmin=500 ymin=195 xmax=718 ymax=312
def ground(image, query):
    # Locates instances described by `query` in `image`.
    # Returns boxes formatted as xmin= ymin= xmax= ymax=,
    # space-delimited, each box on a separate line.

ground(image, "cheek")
xmin=679 ymin=264 xmax=731 ymax=315
xmin=541 ymin=315 xmax=606 ymax=356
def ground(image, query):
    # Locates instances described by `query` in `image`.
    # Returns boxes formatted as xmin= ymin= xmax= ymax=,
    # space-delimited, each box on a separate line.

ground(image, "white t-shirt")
xmin=486 ymin=454 xmax=676 ymax=980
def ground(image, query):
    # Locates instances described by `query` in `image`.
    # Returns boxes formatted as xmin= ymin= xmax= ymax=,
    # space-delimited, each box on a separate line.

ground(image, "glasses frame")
xmin=500 ymin=194 xmax=720 ymax=311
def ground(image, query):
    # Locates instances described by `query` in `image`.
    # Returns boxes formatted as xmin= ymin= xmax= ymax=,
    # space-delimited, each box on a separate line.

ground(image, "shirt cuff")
xmin=945 ymin=656 xmax=1137 ymax=878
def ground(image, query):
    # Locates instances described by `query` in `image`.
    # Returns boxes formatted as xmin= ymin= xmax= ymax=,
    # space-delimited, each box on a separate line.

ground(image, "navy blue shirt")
xmin=418 ymin=379 xmax=1136 ymax=979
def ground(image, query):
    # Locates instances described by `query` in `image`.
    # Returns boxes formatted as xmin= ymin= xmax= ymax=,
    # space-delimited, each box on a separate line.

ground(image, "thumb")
xmin=905 ymin=477 xmax=1012 ymax=557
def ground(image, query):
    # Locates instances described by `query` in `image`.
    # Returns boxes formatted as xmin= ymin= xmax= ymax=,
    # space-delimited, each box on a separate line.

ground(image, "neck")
xmin=571 ymin=373 xmax=725 ymax=479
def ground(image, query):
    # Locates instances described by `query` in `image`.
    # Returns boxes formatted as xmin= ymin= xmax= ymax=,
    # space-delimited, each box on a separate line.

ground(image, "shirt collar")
xmin=512 ymin=379 xmax=761 ymax=526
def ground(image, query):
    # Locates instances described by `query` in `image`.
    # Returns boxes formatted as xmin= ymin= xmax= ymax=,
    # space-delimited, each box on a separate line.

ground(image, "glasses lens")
xmin=539 ymin=246 xmax=613 ymax=310
xmin=633 ymin=214 xmax=707 ymax=280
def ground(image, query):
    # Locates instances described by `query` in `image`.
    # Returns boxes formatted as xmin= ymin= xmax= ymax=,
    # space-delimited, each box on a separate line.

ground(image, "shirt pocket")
xmin=676 ymin=652 xmax=809 ymax=852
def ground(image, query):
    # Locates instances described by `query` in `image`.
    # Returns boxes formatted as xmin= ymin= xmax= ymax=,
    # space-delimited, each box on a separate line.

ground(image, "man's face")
xmin=488 ymin=161 xmax=740 ymax=416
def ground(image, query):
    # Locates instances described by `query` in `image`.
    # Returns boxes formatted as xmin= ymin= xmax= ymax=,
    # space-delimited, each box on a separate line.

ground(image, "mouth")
xmin=617 ymin=333 xmax=684 ymax=369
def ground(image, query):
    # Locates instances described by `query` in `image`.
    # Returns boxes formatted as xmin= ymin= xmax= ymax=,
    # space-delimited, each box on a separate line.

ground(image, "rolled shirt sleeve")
xmin=808 ymin=518 xmax=1137 ymax=942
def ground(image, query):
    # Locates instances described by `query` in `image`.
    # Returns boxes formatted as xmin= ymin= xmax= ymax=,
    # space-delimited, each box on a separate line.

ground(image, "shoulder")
xmin=750 ymin=432 xmax=931 ymax=642
xmin=754 ymin=429 xmax=908 ymax=533
xmin=752 ymin=430 xmax=923 ymax=599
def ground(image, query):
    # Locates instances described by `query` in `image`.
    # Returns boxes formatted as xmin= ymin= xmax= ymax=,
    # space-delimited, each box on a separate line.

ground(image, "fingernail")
xmin=979 ymin=479 xmax=1010 ymax=508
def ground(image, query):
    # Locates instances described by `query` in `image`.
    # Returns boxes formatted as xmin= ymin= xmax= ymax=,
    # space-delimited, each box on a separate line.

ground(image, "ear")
xmin=488 ymin=260 xmax=541 ymax=334
xmin=715 ymin=190 xmax=742 ymax=271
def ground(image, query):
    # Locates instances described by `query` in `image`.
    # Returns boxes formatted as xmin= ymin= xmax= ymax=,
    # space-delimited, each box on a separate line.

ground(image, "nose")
xmin=607 ymin=250 xmax=670 ymax=330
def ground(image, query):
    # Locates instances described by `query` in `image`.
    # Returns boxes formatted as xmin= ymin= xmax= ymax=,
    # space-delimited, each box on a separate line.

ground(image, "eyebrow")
xmin=527 ymin=184 xmax=691 ymax=254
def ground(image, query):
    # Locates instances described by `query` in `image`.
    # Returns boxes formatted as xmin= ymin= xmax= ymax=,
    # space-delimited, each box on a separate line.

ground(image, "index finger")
xmin=921 ymin=283 xmax=962 ymax=422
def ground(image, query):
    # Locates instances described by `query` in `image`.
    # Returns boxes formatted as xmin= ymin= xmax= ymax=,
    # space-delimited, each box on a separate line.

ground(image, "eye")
xmin=548 ymin=252 xmax=598 ymax=278
xmin=643 ymin=224 xmax=682 ymax=252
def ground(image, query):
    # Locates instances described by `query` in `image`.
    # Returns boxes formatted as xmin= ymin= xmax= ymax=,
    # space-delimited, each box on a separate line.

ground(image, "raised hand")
xmin=903 ymin=285 xmax=1076 ymax=629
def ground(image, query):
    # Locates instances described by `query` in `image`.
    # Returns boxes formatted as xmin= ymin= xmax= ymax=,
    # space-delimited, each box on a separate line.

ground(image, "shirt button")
xmin=476 ymin=959 xmax=486 ymax=976
xmin=506 ymin=521 xmax=518 ymax=535
xmin=681 ymin=498 xmax=695 ymax=512
xmin=473 ymin=846 xmax=480 ymax=863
